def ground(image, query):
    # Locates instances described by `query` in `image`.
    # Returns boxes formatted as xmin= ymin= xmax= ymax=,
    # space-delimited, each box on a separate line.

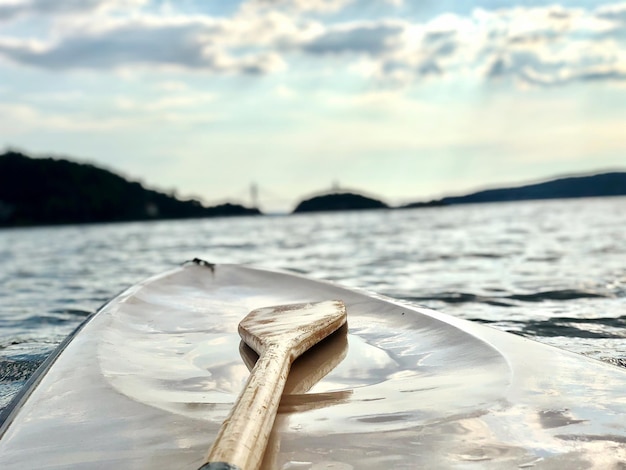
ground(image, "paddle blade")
xmin=238 ymin=300 xmax=347 ymax=360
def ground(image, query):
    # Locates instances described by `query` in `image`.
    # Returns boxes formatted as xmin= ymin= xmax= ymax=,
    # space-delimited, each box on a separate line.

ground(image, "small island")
xmin=0 ymin=151 xmax=260 ymax=227
xmin=293 ymin=192 xmax=388 ymax=213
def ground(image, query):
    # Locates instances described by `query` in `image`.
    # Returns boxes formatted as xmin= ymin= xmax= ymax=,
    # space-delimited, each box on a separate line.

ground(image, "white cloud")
xmin=0 ymin=0 xmax=147 ymax=21
xmin=114 ymin=93 xmax=215 ymax=112
xmin=245 ymin=0 xmax=353 ymax=14
xmin=274 ymin=84 xmax=296 ymax=99
xmin=302 ymin=20 xmax=405 ymax=55
xmin=22 ymin=90 xmax=85 ymax=102
xmin=477 ymin=7 xmax=626 ymax=86
xmin=0 ymin=14 xmax=288 ymax=74
xmin=595 ymin=2 xmax=626 ymax=22
xmin=153 ymin=80 xmax=189 ymax=92
xmin=0 ymin=1 xmax=625 ymax=87
xmin=0 ymin=101 xmax=132 ymax=133
xmin=0 ymin=92 xmax=220 ymax=139
xmin=331 ymin=4 xmax=626 ymax=87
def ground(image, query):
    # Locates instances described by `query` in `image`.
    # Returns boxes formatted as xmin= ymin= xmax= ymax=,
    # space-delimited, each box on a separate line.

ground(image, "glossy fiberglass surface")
xmin=0 ymin=263 xmax=625 ymax=469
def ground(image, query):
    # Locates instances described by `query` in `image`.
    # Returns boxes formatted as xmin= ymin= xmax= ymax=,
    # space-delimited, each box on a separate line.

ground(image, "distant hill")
xmin=293 ymin=192 xmax=388 ymax=213
xmin=403 ymin=172 xmax=626 ymax=209
xmin=0 ymin=151 xmax=260 ymax=227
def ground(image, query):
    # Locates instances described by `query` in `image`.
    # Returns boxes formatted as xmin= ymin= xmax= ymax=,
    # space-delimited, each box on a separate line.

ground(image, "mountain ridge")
xmin=2 ymin=150 xmax=625 ymax=226
xmin=403 ymin=171 xmax=626 ymax=209
xmin=0 ymin=151 xmax=260 ymax=227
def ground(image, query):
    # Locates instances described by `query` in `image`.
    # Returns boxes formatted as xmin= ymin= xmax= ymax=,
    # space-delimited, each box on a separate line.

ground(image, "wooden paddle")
xmin=239 ymin=324 xmax=351 ymax=470
xmin=199 ymin=300 xmax=347 ymax=470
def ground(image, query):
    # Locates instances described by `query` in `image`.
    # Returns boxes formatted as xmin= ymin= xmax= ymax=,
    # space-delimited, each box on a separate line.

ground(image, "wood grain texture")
xmin=202 ymin=300 xmax=347 ymax=470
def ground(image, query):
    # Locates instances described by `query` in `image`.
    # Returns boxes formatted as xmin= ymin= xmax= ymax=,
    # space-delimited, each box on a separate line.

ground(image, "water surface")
xmin=1 ymin=197 xmax=625 ymax=410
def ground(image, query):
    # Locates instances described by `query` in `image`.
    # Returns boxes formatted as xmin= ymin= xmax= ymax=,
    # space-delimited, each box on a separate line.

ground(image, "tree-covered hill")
xmin=403 ymin=171 xmax=626 ymax=209
xmin=293 ymin=192 xmax=388 ymax=213
xmin=0 ymin=151 xmax=260 ymax=227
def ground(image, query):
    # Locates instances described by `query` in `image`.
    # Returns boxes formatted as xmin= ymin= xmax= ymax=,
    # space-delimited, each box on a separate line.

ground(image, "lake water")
xmin=1 ymin=197 xmax=625 ymax=411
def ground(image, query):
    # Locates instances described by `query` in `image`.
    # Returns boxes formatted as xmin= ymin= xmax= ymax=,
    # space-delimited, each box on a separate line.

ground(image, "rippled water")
xmin=1 ymin=197 xmax=625 ymax=411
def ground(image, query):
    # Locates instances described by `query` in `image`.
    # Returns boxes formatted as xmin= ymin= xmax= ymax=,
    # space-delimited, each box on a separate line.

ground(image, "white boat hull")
xmin=1 ymin=262 xmax=625 ymax=468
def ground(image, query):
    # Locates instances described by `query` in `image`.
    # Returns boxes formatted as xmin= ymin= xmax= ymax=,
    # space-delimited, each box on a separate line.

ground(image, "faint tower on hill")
xmin=332 ymin=180 xmax=340 ymax=192
xmin=250 ymin=182 xmax=259 ymax=209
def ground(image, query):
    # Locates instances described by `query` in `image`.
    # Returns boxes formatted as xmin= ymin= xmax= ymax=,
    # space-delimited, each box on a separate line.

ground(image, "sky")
xmin=0 ymin=0 xmax=625 ymax=212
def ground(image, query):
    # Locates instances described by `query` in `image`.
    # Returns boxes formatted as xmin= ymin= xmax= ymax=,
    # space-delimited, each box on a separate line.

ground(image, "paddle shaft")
xmin=201 ymin=344 xmax=291 ymax=470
